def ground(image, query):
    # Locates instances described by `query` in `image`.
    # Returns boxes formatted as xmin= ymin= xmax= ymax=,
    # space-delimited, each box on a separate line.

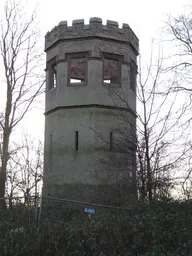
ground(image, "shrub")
xmin=0 ymin=201 xmax=192 ymax=255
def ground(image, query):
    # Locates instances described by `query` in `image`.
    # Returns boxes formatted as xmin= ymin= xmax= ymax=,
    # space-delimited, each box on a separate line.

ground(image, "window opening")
xmin=47 ymin=58 xmax=57 ymax=90
xmin=104 ymin=79 xmax=111 ymax=84
xmin=103 ymin=56 xmax=120 ymax=85
xmin=70 ymin=78 xmax=82 ymax=83
xmin=110 ymin=132 xmax=113 ymax=151
xmin=69 ymin=56 xmax=87 ymax=84
xmin=75 ymin=131 xmax=79 ymax=151
xmin=53 ymin=67 xmax=57 ymax=88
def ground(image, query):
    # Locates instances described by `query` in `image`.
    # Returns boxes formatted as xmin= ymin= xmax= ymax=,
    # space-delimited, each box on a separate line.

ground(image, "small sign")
xmin=84 ymin=208 xmax=95 ymax=214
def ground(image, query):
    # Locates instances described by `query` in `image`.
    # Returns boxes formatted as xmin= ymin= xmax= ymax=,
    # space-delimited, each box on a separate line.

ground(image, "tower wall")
xmin=43 ymin=18 xmax=139 ymax=205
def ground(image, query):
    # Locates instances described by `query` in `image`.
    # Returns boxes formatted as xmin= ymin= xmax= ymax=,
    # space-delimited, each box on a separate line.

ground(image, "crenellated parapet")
xmin=45 ymin=17 xmax=139 ymax=54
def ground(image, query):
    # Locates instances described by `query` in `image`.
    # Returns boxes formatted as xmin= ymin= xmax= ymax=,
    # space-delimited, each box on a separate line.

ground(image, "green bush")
xmin=0 ymin=201 xmax=192 ymax=255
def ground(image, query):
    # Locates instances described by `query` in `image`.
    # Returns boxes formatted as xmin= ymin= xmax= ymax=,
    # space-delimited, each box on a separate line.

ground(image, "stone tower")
xmin=43 ymin=18 xmax=139 ymax=205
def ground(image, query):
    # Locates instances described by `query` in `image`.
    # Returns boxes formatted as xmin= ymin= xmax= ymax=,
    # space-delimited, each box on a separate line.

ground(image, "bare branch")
xmin=0 ymin=0 xmax=44 ymax=199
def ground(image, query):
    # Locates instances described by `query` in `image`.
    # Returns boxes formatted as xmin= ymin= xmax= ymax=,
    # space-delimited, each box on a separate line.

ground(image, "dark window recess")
xmin=103 ymin=56 xmax=120 ymax=84
xmin=110 ymin=132 xmax=113 ymax=151
xmin=69 ymin=56 xmax=87 ymax=84
xmin=75 ymin=131 xmax=79 ymax=151
xmin=130 ymin=64 xmax=137 ymax=93
xmin=47 ymin=59 xmax=57 ymax=90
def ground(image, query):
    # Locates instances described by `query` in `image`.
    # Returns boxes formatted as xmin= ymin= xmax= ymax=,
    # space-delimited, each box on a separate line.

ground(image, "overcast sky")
xmin=0 ymin=0 xmax=191 ymax=140
xmin=39 ymin=0 xmax=191 ymax=46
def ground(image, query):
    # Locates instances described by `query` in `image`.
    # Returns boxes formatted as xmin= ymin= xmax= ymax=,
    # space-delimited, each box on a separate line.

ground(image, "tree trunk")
xmin=0 ymin=133 xmax=10 ymax=199
xmin=0 ymin=89 xmax=12 ymax=199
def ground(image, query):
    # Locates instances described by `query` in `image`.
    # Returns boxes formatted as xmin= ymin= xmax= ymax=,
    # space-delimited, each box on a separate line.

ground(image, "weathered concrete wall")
xmin=43 ymin=108 xmax=135 ymax=201
xmin=45 ymin=39 xmax=137 ymax=113
xmin=43 ymin=17 xmax=138 ymax=204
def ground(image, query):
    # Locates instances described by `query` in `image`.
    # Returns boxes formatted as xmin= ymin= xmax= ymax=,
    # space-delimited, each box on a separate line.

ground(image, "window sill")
xmin=68 ymin=82 xmax=87 ymax=87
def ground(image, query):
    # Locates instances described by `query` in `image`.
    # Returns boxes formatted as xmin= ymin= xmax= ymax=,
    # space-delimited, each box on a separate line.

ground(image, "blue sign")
xmin=84 ymin=208 xmax=95 ymax=214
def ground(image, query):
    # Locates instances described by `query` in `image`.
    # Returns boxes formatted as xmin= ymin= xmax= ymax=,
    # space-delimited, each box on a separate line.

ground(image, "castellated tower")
xmin=43 ymin=18 xmax=139 ymax=205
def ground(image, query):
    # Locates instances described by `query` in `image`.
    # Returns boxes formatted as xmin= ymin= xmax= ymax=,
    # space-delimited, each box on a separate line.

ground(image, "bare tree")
xmin=165 ymin=7 xmax=192 ymax=76
xmin=163 ymin=5 xmax=192 ymax=113
xmin=162 ymin=7 xmax=192 ymax=199
xmin=87 ymin=107 xmax=136 ymax=205
xmin=6 ymin=134 xmax=43 ymax=202
xmin=92 ymin=49 xmax=191 ymax=203
xmin=0 ymin=0 xmax=44 ymax=200
xmin=136 ymin=53 xmax=191 ymax=201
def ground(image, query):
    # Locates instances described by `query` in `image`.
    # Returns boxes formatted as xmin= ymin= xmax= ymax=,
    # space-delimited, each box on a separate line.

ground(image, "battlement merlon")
xmin=45 ymin=17 xmax=139 ymax=55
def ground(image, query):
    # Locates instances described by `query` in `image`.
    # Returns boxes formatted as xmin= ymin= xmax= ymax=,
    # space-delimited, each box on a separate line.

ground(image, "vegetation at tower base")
xmin=1 ymin=201 xmax=192 ymax=255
